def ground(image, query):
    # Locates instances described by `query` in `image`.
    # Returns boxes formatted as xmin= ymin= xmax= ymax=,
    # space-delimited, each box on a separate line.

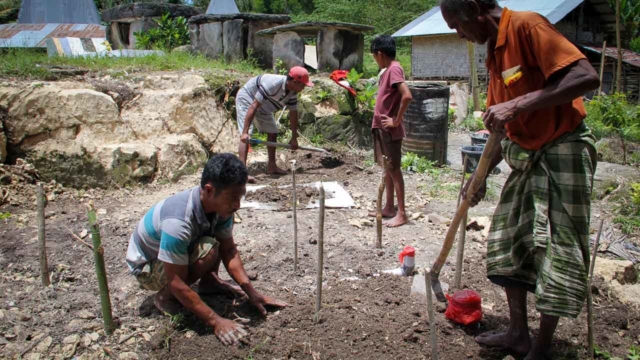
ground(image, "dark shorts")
xmin=372 ymin=128 xmax=402 ymax=170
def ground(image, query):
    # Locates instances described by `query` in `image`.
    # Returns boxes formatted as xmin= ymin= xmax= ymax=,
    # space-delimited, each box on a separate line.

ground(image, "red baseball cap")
xmin=289 ymin=66 xmax=314 ymax=87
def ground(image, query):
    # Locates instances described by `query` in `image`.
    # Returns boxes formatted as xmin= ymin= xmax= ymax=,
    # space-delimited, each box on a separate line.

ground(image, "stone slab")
xmin=102 ymin=3 xmax=201 ymax=22
xmin=189 ymin=13 xmax=289 ymax=25
xmin=196 ymin=22 xmax=223 ymax=59
xmin=223 ymin=19 xmax=243 ymax=63
xmin=273 ymin=31 xmax=304 ymax=71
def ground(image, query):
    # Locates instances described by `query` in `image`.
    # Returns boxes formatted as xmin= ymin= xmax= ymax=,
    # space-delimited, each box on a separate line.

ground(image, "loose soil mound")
xmin=245 ymin=186 xmax=321 ymax=210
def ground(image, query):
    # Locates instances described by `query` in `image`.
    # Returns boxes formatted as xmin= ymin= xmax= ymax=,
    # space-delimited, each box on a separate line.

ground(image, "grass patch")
xmin=0 ymin=212 xmax=10 ymax=221
xmin=0 ymin=48 xmax=262 ymax=80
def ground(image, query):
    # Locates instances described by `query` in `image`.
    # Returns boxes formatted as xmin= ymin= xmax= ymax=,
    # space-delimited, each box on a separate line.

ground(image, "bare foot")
xmin=523 ymin=347 xmax=552 ymax=360
xmin=247 ymin=175 xmax=257 ymax=184
xmin=475 ymin=331 xmax=531 ymax=355
xmin=198 ymin=273 xmax=245 ymax=298
xmin=154 ymin=290 xmax=182 ymax=316
xmin=383 ymin=213 xmax=408 ymax=227
xmin=266 ymin=164 xmax=288 ymax=175
xmin=367 ymin=208 xmax=396 ymax=218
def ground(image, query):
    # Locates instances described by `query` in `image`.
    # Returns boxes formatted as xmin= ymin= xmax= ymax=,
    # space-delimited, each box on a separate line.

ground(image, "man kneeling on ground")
xmin=126 ymin=153 xmax=287 ymax=345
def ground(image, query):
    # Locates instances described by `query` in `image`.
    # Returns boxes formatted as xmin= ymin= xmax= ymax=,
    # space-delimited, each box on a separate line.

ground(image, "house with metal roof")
xmin=393 ymin=0 xmax=615 ymax=81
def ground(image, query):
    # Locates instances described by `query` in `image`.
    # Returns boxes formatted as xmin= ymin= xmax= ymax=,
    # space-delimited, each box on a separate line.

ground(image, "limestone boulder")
xmin=273 ymin=31 xmax=304 ymax=71
xmin=0 ymin=84 xmax=124 ymax=148
xmin=157 ymin=134 xmax=208 ymax=181
xmin=97 ymin=143 xmax=158 ymax=186
xmin=223 ymin=20 xmax=243 ymax=63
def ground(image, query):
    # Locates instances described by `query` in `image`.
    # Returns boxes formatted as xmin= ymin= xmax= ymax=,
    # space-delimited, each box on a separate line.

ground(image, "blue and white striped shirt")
xmin=126 ymin=187 xmax=233 ymax=274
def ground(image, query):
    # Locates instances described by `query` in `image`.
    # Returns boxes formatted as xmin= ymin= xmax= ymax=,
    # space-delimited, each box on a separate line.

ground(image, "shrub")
xmin=134 ymin=13 xmax=190 ymax=50
xmin=632 ymin=37 xmax=640 ymax=54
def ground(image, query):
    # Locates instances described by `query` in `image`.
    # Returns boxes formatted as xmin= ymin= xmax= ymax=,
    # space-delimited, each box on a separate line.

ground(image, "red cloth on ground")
xmin=445 ymin=289 xmax=483 ymax=326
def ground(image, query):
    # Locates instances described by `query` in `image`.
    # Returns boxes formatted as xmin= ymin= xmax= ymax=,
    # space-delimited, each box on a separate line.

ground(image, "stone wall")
xmin=0 ymin=74 xmax=239 ymax=188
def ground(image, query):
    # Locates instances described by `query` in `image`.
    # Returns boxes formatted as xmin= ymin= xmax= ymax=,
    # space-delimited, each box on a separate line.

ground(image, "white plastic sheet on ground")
xmin=241 ymin=181 xmax=355 ymax=210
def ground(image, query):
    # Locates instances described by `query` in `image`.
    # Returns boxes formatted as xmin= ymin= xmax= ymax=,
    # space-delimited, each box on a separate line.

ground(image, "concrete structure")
xmin=206 ymin=0 xmax=240 ymax=15
xmin=257 ymin=21 xmax=374 ymax=73
xmin=188 ymin=13 xmax=290 ymax=68
xmin=102 ymin=3 xmax=201 ymax=50
xmin=393 ymin=0 xmax=615 ymax=81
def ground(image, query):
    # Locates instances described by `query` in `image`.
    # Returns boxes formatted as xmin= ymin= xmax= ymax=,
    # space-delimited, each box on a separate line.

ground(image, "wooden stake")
xmin=88 ymin=202 xmax=115 ymax=335
xmin=454 ymin=157 xmax=469 ymax=289
xmin=290 ymin=160 xmax=298 ymax=272
xmin=376 ymin=156 xmax=389 ymax=249
xmin=467 ymin=42 xmax=481 ymax=112
xmin=587 ymin=218 xmax=605 ymax=359
xmin=598 ymin=40 xmax=607 ymax=95
xmin=36 ymin=183 xmax=50 ymax=287
xmin=316 ymin=184 xmax=325 ymax=313
xmin=616 ymin=0 xmax=622 ymax=93
xmin=424 ymin=267 xmax=439 ymax=360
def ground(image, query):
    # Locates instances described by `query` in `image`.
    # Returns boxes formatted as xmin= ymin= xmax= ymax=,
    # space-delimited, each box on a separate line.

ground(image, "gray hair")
xmin=438 ymin=0 xmax=498 ymax=14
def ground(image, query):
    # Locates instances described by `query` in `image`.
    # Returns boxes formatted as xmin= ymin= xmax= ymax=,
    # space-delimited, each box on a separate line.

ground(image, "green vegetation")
xmin=613 ymin=182 xmax=640 ymax=234
xmin=274 ymin=59 xmax=288 ymax=75
xmin=0 ymin=48 xmax=261 ymax=80
xmin=0 ymin=0 xmax=19 ymax=23
xmin=586 ymin=94 xmax=640 ymax=164
xmin=632 ymin=37 xmax=640 ymax=54
xmin=134 ymin=13 xmax=190 ymax=50
xmin=401 ymin=152 xmax=441 ymax=174
xmin=0 ymin=212 xmax=10 ymax=221
xmin=595 ymin=344 xmax=640 ymax=360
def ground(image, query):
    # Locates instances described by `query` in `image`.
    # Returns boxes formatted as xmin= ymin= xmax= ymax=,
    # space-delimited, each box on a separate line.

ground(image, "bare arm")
xmin=163 ymin=263 xmax=224 ymax=327
xmin=484 ymin=59 xmax=600 ymax=132
xmin=219 ymin=236 xmax=288 ymax=315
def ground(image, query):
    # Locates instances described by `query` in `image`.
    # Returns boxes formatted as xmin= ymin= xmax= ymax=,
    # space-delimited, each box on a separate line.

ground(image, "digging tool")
xmin=430 ymin=133 xmax=500 ymax=302
xmin=588 ymin=218 xmax=605 ymax=359
xmin=424 ymin=267 xmax=439 ymax=360
xmin=316 ymin=184 xmax=326 ymax=313
xmin=249 ymin=138 xmax=330 ymax=154
xmin=454 ymin=157 xmax=469 ymax=290
xmin=290 ymin=160 xmax=298 ymax=272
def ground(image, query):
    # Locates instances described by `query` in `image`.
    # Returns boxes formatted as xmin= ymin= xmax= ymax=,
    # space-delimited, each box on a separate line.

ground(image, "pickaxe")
xmin=430 ymin=132 xmax=500 ymax=302
xmin=249 ymin=138 xmax=330 ymax=154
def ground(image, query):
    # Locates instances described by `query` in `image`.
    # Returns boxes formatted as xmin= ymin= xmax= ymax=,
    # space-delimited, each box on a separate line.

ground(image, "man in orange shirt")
xmin=441 ymin=0 xmax=600 ymax=359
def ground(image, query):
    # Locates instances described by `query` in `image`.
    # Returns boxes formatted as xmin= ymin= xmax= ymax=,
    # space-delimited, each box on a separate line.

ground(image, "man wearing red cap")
xmin=237 ymin=66 xmax=314 ymax=183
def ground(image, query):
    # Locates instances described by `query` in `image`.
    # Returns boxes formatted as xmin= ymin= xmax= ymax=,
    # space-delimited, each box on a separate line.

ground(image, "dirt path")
xmin=1 ymin=133 xmax=639 ymax=359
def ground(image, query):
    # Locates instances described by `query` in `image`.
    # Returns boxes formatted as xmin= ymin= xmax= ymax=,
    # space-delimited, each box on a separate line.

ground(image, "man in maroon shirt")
xmin=369 ymin=35 xmax=413 ymax=227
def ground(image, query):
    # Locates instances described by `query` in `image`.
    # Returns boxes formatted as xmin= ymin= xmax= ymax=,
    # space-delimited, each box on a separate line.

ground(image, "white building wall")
xmin=411 ymin=35 xmax=488 ymax=80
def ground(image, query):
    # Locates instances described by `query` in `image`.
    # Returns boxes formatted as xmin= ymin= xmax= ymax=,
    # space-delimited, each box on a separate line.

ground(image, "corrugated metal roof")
xmin=581 ymin=45 xmax=640 ymax=68
xmin=393 ymin=0 xmax=584 ymax=37
xmin=206 ymin=0 xmax=239 ymax=14
xmin=18 ymin=0 xmax=101 ymax=24
xmin=0 ymin=23 xmax=106 ymax=48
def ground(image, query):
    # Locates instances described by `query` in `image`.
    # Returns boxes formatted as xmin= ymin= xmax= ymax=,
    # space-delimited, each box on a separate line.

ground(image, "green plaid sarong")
xmin=486 ymin=122 xmax=597 ymax=318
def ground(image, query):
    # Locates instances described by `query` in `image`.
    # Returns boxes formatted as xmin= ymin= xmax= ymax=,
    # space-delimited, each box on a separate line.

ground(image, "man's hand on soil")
xmin=213 ymin=317 xmax=248 ymax=346
xmin=240 ymin=133 xmax=250 ymax=144
xmin=380 ymin=115 xmax=398 ymax=129
xmin=289 ymin=137 xmax=299 ymax=150
xmin=248 ymin=293 xmax=288 ymax=316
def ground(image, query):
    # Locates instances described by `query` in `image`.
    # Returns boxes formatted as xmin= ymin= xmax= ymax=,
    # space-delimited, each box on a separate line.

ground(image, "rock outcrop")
xmin=0 ymin=73 xmax=241 ymax=188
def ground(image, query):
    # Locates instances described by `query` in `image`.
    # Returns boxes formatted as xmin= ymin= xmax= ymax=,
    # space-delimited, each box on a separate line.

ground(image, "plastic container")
xmin=470 ymin=131 xmax=489 ymax=146
xmin=460 ymin=145 xmax=484 ymax=174
xmin=445 ymin=289 xmax=483 ymax=326
xmin=399 ymin=246 xmax=415 ymax=276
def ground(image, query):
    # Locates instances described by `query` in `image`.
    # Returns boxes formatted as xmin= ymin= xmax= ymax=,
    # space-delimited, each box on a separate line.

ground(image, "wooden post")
xmin=424 ymin=267 xmax=439 ymax=360
xmin=467 ymin=42 xmax=481 ymax=112
xmin=598 ymin=40 xmax=607 ymax=95
xmin=37 ymin=183 xmax=50 ymax=287
xmin=316 ymin=184 xmax=325 ymax=313
xmin=587 ymin=218 xmax=605 ymax=359
xmin=616 ymin=0 xmax=622 ymax=93
xmin=376 ymin=156 xmax=389 ymax=249
xmin=88 ymin=202 xmax=115 ymax=335
xmin=454 ymin=157 xmax=469 ymax=289
xmin=290 ymin=160 xmax=298 ymax=272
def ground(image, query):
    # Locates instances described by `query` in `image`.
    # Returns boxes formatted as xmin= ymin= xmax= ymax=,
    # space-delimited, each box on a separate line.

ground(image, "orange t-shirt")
xmin=486 ymin=8 xmax=587 ymax=150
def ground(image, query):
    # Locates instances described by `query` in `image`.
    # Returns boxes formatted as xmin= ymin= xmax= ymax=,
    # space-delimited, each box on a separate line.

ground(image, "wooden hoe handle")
xmin=431 ymin=133 xmax=501 ymax=276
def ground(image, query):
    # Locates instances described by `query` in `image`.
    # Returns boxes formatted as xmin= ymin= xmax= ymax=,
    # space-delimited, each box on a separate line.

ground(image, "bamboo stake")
xmin=587 ymin=218 xmax=605 ymax=359
xmin=467 ymin=42 xmax=481 ymax=112
xmin=616 ymin=0 xmax=622 ymax=93
xmin=36 ymin=183 xmax=50 ymax=287
xmin=316 ymin=184 xmax=325 ymax=313
xmin=88 ymin=202 xmax=115 ymax=335
xmin=598 ymin=40 xmax=607 ymax=95
xmin=376 ymin=156 xmax=389 ymax=249
xmin=424 ymin=267 xmax=439 ymax=360
xmin=454 ymin=157 xmax=469 ymax=289
xmin=291 ymin=160 xmax=298 ymax=272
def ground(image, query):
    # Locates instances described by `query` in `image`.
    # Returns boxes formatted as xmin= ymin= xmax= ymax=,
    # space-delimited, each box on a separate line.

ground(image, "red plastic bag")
xmin=329 ymin=70 xmax=357 ymax=97
xmin=445 ymin=290 xmax=483 ymax=326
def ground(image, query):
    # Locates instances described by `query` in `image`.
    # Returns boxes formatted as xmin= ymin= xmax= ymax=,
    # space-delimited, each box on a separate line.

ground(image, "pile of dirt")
xmin=245 ymin=186 xmax=321 ymax=210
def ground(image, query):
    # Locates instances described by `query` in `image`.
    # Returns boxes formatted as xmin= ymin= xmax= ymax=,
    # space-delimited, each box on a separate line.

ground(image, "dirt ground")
xmin=1 ymin=131 xmax=640 ymax=360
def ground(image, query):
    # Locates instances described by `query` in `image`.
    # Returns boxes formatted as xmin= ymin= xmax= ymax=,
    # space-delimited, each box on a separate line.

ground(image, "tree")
xmin=0 ymin=0 xmax=20 ymax=24
xmin=610 ymin=0 xmax=640 ymax=46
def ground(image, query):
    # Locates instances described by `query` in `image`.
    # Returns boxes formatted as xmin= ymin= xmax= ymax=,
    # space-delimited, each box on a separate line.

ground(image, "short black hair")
xmin=201 ymin=153 xmax=248 ymax=194
xmin=370 ymin=35 xmax=396 ymax=59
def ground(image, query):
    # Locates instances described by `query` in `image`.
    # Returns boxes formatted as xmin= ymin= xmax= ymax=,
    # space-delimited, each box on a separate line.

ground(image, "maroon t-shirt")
xmin=372 ymin=61 xmax=406 ymax=140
